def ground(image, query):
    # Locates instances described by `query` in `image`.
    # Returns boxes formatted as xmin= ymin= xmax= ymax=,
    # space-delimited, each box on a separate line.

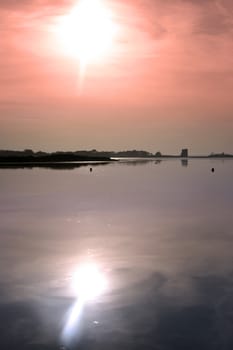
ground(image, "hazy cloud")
xmin=0 ymin=0 xmax=232 ymax=151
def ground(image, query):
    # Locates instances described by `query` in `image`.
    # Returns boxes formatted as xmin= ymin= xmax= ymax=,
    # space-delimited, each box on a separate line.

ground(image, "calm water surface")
xmin=0 ymin=159 xmax=233 ymax=349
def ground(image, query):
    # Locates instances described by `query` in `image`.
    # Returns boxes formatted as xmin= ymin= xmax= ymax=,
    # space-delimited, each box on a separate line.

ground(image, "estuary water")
xmin=0 ymin=159 xmax=233 ymax=349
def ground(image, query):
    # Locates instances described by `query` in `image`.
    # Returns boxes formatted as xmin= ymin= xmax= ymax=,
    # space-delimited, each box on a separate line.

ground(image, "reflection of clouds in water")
xmin=0 ymin=160 xmax=233 ymax=348
xmin=1 ymin=273 xmax=233 ymax=349
xmin=0 ymin=221 xmax=233 ymax=348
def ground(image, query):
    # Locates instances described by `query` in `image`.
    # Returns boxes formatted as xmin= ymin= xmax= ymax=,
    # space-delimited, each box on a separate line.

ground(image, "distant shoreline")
xmin=0 ymin=149 xmax=232 ymax=161
xmin=0 ymin=149 xmax=232 ymax=169
xmin=0 ymin=156 xmax=232 ymax=169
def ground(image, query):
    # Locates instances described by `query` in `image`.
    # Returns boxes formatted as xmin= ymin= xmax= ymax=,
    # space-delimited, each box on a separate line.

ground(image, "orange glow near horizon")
xmin=57 ymin=0 xmax=118 ymax=84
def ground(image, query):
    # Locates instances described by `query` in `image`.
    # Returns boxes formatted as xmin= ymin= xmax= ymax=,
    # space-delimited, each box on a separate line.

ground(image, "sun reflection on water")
xmin=71 ymin=263 xmax=107 ymax=301
xmin=62 ymin=262 xmax=108 ymax=345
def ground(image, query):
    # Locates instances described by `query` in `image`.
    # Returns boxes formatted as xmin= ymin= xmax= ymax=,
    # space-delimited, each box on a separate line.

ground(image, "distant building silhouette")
xmin=181 ymin=149 xmax=188 ymax=158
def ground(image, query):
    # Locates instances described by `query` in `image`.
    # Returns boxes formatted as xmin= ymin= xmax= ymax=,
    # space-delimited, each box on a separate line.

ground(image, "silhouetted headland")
xmin=0 ymin=150 xmax=114 ymax=168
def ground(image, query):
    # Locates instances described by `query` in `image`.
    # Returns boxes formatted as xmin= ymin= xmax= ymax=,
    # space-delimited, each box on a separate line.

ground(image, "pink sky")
xmin=0 ymin=0 xmax=233 ymax=154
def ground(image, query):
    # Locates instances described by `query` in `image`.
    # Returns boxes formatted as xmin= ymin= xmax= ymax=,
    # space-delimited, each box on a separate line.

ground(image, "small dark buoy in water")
xmin=90 ymin=167 xmax=93 ymax=172
xmin=211 ymin=168 xmax=215 ymax=173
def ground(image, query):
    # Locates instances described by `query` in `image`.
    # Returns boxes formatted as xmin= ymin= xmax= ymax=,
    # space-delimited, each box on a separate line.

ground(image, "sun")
xmin=58 ymin=0 xmax=118 ymax=66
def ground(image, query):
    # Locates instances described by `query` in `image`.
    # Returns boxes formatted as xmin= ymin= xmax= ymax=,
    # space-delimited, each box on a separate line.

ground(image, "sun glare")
xmin=62 ymin=262 xmax=108 ymax=344
xmin=71 ymin=263 xmax=107 ymax=301
xmin=58 ymin=0 xmax=118 ymax=66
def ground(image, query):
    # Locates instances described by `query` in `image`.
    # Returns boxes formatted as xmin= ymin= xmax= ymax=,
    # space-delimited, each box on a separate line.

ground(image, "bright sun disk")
xmin=58 ymin=0 xmax=118 ymax=65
